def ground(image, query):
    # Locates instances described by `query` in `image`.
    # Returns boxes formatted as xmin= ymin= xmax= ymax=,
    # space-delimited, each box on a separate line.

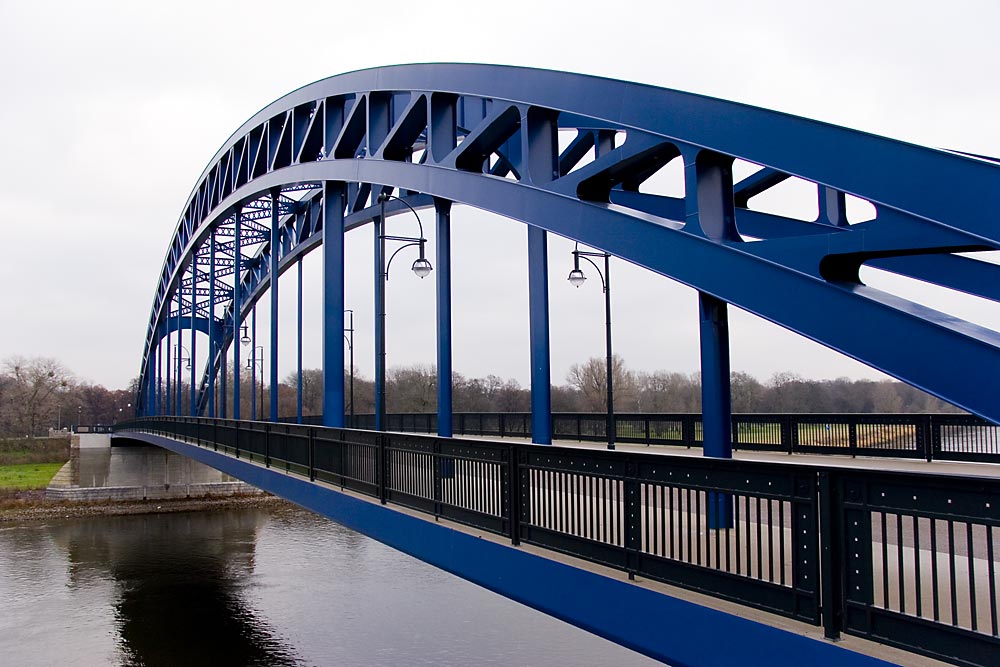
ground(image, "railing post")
xmin=922 ymin=414 xmax=935 ymax=462
xmin=683 ymin=416 xmax=696 ymax=449
xmin=265 ymin=423 xmax=271 ymax=468
xmin=508 ymin=445 xmax=521 ymax=545
xmin=213 ymin=418 xmax=218 ymax=452
xmin=848 ymin=420 xmax=859 ymax=457
xmin=500 ymin=413 xmax=506 ymax=439
xmin=308 ymin=428 xmax=315 ymax=481
xmin=235 ymin=420 xmax=241 ymax=459
xmin=433 ymin=438 xmax=443 ymax=518
xmin=624 ymin=460 xmax=641 ymax=579
xmin=782 ymin=415 xmax=795 ymax=454
xmin=378 ymin=434 xmax=387 ymax=505
xmin=818 ymin=470 xmax=843 ymax=639
xmin=645 ymin=415 xmax=651 ymax=447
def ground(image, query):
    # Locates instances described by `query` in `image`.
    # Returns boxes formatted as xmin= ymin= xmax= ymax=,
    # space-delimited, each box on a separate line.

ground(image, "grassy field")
xmin=0 ymin=462 xmax=65 ymax=491
xmin=0 ymin=438 xmax=70 ymax=493
xmin=0 ymin=437 xmax=70 ymax=466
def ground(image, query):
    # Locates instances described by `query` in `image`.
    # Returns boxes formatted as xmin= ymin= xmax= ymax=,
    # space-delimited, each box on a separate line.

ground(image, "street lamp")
xmin=239 ymin=325 xmax=251 ymax=347
xmin=345 ymin=309 xmax=355 ymax=426
xmin=379 ymin=192 xmax=432 ymax=281
xmin=376 ymin=191 xmax=433 ymax=431
xmin=568 ymin=242 xmax=616 ymax=450
xmin=246 ymin=347 xmax=264 ymax=420
xmin=175 ymin=345 xmax=192 ymax=370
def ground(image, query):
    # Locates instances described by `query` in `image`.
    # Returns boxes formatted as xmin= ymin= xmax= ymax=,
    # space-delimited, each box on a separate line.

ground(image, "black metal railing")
xmin=335 ymin=411 xmax=999 ymax=463
xmin=115 ymin=416 xmax=1000 ymax=667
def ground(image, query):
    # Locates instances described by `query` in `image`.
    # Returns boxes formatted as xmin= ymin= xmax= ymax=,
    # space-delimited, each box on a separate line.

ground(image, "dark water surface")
xmin=0 ymin=504 xmax=661 ymax=666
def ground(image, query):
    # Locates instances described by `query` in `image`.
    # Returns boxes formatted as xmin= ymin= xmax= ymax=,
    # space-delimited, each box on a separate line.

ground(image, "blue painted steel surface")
xmin=208 ymin=235 xmax=216 ymax=417
xmin=435 ymin=198 xmax=453 ymax=437
xmin=232 ymin=208 xmax=242 ymax=421
xmin=321 ymin=182 xmax=345 ymax=427
xmin=120 ymin=430 xmax=900 ymax=667
xmin=136 ymin=63 xmax=1000 ymax=432
xmin=269 ymin=189 xmax=280 ymax=421
xmin=296 ymin=258 xmax=303 ymax=424
xmin=374 ymin=202 xmax=385 ymax=431
xmin=699 ymin=293 xmax=733 ymax=459
xmin=527 ymin=225 xmax=553 ymax=444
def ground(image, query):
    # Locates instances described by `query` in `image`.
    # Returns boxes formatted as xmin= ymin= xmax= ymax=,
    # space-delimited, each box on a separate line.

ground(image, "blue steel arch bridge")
xmin=116 ymin=64 xmax=1000 ymax=667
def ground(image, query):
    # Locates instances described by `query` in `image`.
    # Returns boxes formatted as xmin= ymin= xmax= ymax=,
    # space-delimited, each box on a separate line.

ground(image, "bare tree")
xmin=566 ymin=354 xmax=637 ymax=412
xmin=1 ymin=356 xmax=73 ymax=436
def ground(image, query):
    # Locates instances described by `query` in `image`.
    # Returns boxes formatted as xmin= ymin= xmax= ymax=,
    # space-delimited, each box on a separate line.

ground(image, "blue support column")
xmin=175 ymin=307 xmax=182 ymax=416
xmin=165 ymin=327 xmax=172 ymax=415
xmin=374 ymin=193 xmax=386 ymax=432
xmin=251 ymin=307 xmax=257 ymax=421
xmin=208 ymin=234 xmax=216 ymax=418
xmin=699 ymin=291 xmax=734 ymax=528
xmin=269 ymin=189 xmax=280 ymax=422
xmin=190 ymin=256 xmax=197 ymax=415
xmin=297 ymin=257 xmax=303 ymax=424
xmin=527 ymin=225 xmax=552 ymax=445
xmin=435 ymin=198 xmax=453 ymax=438
xmin=321 ymin=181 xmax=346 ymax=427
xmin=219 ymin=333 xmax=228 ymax=419
xmin=233 ymin=208 xmax=242 ymax=421
xmin=151 ymin=345 xmax=158 ymax=416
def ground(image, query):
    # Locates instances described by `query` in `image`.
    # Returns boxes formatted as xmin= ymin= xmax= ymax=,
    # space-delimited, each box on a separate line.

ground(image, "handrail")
xmin=320 ymin=411 xmax=998 ymax=464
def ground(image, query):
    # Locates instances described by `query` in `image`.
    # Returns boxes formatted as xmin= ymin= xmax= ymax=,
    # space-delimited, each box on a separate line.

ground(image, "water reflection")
xmin=0 ymin=506 xmax=662 ymax=666
xmin=56 ymin=512 xmax=299 ymax=666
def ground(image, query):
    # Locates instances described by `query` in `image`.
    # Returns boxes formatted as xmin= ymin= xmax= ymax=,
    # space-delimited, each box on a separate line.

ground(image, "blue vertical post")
xmin=251 ymin=307 xmax=257 ymax=421
xmin=269 ymin=188 xmax=280 ymax=422
xmin=233 ymin=208 xmax=242 ymax=421
xmin=165 ymin=325 xmax=172 ymax=416
xmin=700 ymin=291 xmax=733 ymax=528
xmin=527 ymin=225 xmax=552 ymax=445
xmin=374 ymin=193 xmax=386 ymax=431
xmin=297 ymin=257 xmax=303 ymax=424
xmin=435 ymin=198 xmax=453 ymax=438
xmin=151 ymin=345 xmax=159 ymax=416
xmin=321 ymin=181 xmax=346 ymax=427
xmin=208 ymin=233 xmax=216 ymax=418
xmin=190 ymin=255 xmax=197 ymax=415
xmin=219 ymin=333 xmax=227 ymax=419
xmin=176 ymin=306 xmax=183 ymax=415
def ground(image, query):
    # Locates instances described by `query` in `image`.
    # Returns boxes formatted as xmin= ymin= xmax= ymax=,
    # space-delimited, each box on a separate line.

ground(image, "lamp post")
xmin=246 ymin=347 xmax=264 ymax=420
xmin=568 ymin=243 xmax=616 ymax=450
xmin=174 ymin=345 xmax=191 ymax=415
xmin=376 ymin=192 xmax=432 ymax=431
xmin=344 ymin=309 xmax=355 ymax=426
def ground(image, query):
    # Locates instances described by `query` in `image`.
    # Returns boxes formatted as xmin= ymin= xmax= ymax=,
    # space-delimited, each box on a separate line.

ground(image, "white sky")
xmin=1 ymin=0 xmax=998 ymax=390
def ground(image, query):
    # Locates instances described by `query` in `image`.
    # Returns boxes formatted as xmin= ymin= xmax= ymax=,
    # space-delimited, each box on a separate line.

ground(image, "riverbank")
xmin=0 ymin=489 xmax=287 ymax=523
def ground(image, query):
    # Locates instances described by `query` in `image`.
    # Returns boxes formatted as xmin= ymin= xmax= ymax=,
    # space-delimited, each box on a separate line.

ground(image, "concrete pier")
xmin=46 ymin=444 xmax=261 ymax=502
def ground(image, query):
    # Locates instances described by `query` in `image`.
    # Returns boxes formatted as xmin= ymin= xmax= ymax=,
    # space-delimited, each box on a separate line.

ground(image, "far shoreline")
xmin=0 ymin=489 xmax=287 ymax=523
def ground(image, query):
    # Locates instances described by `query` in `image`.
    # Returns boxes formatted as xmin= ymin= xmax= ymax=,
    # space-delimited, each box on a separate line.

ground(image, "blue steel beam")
xmin=435 ymin=198 xmax=453 ymax=437
xmin=269 ymin=189 xmax=279 ymax=421
xmin=321 ymin=182 xmax=345 ymax=428
xmin=138 ymin=65 xmax=1000 ymax=429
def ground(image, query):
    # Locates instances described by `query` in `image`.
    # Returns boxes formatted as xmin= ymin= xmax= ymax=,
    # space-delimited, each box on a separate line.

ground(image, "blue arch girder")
xmin=137 ymin=64 xmax=1000 ymax=424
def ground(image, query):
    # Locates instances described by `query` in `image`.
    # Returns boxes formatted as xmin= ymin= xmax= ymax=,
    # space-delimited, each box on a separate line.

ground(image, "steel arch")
xmin=138 ymin=64 xmax=1000 ymax=423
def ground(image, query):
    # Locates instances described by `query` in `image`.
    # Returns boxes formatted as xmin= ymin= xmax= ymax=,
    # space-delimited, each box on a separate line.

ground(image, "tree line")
xmin=269 ymin=355 xmax=959 ymax=417
xmin=0 ymin=354 xmax=960 ymax=437
xmin=0 ymin=357 xmax=136 ymax=438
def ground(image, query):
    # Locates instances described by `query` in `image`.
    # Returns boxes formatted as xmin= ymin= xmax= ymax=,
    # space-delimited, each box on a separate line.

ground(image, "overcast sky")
xmin=1 ymin=0 xmax=998 ymax=391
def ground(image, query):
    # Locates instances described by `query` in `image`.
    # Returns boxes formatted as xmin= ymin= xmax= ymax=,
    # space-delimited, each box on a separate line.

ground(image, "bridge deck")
xmin=117 ymin=420 xmax=1000 ymax=667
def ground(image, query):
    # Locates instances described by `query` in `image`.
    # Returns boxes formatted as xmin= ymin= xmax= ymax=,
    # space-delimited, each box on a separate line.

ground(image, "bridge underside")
xmin=116 ymin=429 xmax=912 ymax=667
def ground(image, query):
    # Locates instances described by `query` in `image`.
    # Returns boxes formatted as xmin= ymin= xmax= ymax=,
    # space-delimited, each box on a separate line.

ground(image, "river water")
xmin=0 ymin=504 xmax=661 ymax=666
